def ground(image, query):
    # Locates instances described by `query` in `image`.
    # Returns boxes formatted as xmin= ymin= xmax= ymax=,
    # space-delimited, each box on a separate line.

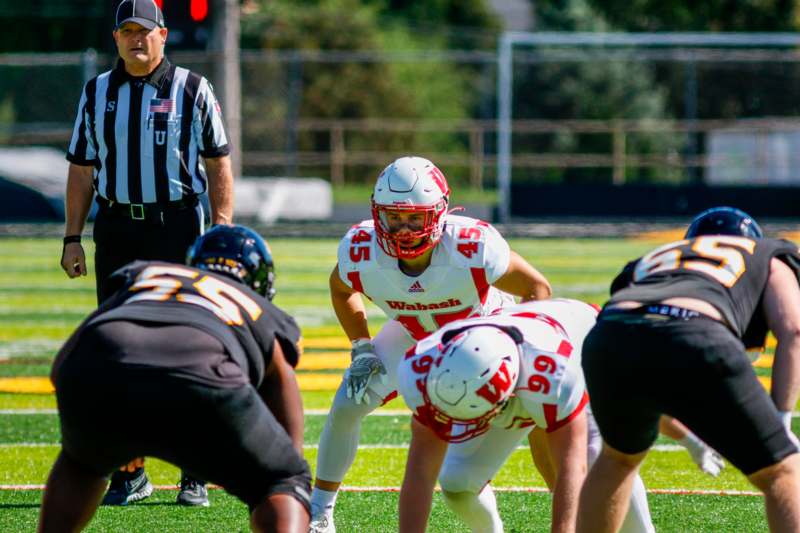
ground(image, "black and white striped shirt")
xmin=67 ymin=58 xmax=229 ymax=204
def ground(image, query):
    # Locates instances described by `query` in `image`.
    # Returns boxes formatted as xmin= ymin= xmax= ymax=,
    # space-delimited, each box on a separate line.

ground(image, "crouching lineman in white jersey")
xmin=397 ymin=299 xmax=656 ymax=533
xmin=309 ymin=156 xmax=552 ymax=532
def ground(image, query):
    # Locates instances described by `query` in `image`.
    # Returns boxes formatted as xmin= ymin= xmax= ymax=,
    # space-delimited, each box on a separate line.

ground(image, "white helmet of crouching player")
xmin=422 ymin=325 xmax=522 ymax=442
xmin=371 ymin=156 xmax=450 ymax=259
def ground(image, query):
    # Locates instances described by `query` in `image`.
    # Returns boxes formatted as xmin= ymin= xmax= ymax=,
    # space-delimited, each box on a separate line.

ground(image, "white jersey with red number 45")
xmin=337 ymin=215 xmax=514 ymax=340
xmin=398 ymin=298 xmax=599 ymax=442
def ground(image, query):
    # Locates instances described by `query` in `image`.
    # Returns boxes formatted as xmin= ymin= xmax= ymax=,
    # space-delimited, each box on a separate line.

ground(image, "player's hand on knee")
xmin=680 ymin=432 xmax=724 ymax=476
xmin=345 ymin=339 xmax=387 ymax=404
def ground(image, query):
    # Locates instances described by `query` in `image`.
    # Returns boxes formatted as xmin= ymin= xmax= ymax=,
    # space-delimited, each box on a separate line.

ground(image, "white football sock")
xmin=442 ymin=485 xmax=504 ymax=533
xmin=310 ymin=487 xmax=338 ymax=517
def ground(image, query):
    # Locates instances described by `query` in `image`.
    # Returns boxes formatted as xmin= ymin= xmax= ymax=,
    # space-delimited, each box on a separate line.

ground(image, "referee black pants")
xmin=93 ymin=203 xmax=204 ymax=303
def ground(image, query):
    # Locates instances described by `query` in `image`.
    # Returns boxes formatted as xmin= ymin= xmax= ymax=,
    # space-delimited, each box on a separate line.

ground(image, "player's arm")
xmin=330 ymin=263 xmax=370 ymax=340
xmin=399 ymin=418 xmax=449 ymax=533
xmin=258 ymin=338 xmax=305 ymax=455
xmin=204 ymin=155 xmax=234 ymax=225
xmin=542 ymin=411 xmax=588 ymax=533
xmin=492 ymin=250 xmax=552 ymax=302
xmin=61 ymin=163 xmax=94 ymax=278
xmin=764 ymin=257 xmax=800 ymax=417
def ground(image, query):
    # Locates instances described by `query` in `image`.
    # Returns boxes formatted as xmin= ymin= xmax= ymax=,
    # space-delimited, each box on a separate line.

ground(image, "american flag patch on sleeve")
xmin=149 ymin=98 xmax=175 ymax=113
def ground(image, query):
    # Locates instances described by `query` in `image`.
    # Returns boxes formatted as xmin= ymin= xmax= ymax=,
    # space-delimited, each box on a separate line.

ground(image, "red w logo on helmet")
xmin=427 ymin=167 xmax=449 ymax=196
xmin=475 ymin=360 xmax=514 ymax=404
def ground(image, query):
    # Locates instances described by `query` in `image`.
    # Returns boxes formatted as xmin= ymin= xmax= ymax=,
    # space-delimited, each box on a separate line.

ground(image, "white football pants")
xmin=315 ymin=319 xmax=412 ymax=482
xmin=437 ymin=411 xmax=655 ymax=533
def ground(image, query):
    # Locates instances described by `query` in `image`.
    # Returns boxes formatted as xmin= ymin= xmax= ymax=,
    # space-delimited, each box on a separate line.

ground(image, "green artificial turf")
xmin=0 ymin=490 xmax=769 ymax=533
xmin=0 ymin=236 xmax=790 ymax=531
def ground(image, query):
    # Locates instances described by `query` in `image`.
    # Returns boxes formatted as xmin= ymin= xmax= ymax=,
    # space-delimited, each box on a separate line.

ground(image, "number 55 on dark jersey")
xmin=56 ymin=260 xmax=301 ymax=389
xmin=609 ymin=236 xmax=800 ymax=346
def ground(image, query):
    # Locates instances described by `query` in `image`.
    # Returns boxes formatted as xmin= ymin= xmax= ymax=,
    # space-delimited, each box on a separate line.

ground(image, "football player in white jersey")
xmin=309 ymin=156 xmax=552 ymax=532
xmin=397 ymin=299 xmax=656 ymax=533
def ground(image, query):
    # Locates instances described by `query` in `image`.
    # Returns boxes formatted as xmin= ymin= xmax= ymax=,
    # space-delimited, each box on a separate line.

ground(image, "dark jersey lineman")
xmin=39 ymin=226 xmax=311 ymax=533
xmin=576 ymin=207 xmax=800 ymax=533
xmin=592 ymin=234 xmax=800 ymax=470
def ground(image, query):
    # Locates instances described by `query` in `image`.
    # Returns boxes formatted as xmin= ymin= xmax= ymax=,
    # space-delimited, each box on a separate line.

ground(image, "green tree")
xmin=240 ymin=0 xmax=487 ymax=183
xmin=360 ymin=0 xmax=501 ymax=49
xmin=584 ymin=0 xmax=799 ymax=31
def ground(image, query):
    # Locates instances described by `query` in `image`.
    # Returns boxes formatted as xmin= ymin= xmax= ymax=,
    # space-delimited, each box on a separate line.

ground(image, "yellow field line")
xmin=302 ymin=337 xmax=351 ymax=350
xmin=631 ymin=229 xmax=685 ymax=242
xmin=753 ymin=354 xmax=773 ymax=369
xmin=297 ymin=373 xmax=343 ymax=391
xmin=630 ymin=230 xmax=799 ymax=243
xmin=779 ymin=231 xmax=800 ymax=243
xmin=0 ymin=374 xmax=345 ymax=394
xmin=0 ymin=378 xmax=53 ymax=394
xmin=297 ymin=352 xmax=349 ymax=370
xmin=0 ymin=371 xmax=773 ymax=396
xmin=0 ymin=332 xmax=777 ymax=394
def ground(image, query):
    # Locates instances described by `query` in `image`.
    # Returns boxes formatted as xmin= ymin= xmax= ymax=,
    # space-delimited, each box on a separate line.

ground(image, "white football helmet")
xmin=371 ymin=156 xmax=450 ymax=259
xmin=422 ymin=325 xmax=521 ymax=442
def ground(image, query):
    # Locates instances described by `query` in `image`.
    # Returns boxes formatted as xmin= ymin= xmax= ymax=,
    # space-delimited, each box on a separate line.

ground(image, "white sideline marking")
xmin=0 ymin=484 xmax=761 ymax=496
xmin=305 ymin=409 xmax=410 ymax=416
xmin=0 ymin=443 xmax=54 ymax=447
xmin=0 ymin=409 xmax=412 ymax=416
xmin=0 ymin=442 xmax=706 ymax=452
xmin=2 ymin=408 xmax=796 ymax=417
xmin=0 ymin=409 xmax=58 ymax=415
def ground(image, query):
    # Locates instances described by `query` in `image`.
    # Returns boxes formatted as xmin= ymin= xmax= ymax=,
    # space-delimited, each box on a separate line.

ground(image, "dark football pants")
xmin=54 ymin=324 xmax=312 ymax=512
xmin=582 ymin=314 xmax=798 ymax=475
xmin=92 ymin=203 xmax=203 ymax=303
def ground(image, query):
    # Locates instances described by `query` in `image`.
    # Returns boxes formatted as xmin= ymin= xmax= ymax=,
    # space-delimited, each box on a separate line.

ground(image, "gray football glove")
xmin=345 ymin=339 xmax=387 ymax=405
xmin=779 ymin=410 xmax=800 ymax=448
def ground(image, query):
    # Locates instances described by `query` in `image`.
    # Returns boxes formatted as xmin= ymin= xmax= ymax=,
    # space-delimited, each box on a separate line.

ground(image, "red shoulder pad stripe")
xmin=470 ymin=267 xmax=490 ymax=305
xmin=347 ymin=271 xmax=364 ymax=294
xmin=545 ymin=391 xmax=589 ymax=433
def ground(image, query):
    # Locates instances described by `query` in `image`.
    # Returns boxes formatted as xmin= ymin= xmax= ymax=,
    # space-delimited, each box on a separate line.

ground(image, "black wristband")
xmin=63 ymin=235 xmax=82 ymax=245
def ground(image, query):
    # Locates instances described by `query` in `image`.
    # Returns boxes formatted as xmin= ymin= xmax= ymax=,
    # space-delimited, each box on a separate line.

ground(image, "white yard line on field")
xmin=0 ymin=409 xmax=413 ymax=416
xmin=0 ymin=484 xmax=762 ymax=496
xmin=0 ymin=340 xmax=61 ymax=360
xmin=0 ymin=442 xmax=708 ymax=452
xmin=4 ymin=409 xmax=799 ymax=417
xmin=0 ymin=409 xmax=58 ymax=414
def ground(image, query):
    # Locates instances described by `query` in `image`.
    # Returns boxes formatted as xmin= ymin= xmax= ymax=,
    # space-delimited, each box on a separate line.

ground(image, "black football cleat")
xmin=102 ymin=468 xmax=154 ymax=506
xmin=176 ymin=473 xmax=209 ymax=507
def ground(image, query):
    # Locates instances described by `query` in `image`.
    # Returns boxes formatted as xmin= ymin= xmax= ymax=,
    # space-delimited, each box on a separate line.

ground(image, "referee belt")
xmin=97 ymin=196 xmax=198 ymax=221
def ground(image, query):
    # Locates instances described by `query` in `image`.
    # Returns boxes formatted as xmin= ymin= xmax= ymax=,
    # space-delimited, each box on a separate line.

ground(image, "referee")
xmin=59 ymin=0 xmax=233 ymax=508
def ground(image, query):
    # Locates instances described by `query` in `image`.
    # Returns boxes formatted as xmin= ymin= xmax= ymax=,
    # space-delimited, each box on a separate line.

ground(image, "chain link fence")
xmin=4 ymin=43 xmax=800 ymax=191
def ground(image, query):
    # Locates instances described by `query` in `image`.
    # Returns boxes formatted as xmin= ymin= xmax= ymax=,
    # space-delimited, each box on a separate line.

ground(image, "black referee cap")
xmin=115 ymin=0 xmax=165 ymax=30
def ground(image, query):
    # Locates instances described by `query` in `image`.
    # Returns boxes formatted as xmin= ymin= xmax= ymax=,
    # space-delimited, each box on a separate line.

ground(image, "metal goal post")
xmin=495 ymin=31 xmax=800 ymax=223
